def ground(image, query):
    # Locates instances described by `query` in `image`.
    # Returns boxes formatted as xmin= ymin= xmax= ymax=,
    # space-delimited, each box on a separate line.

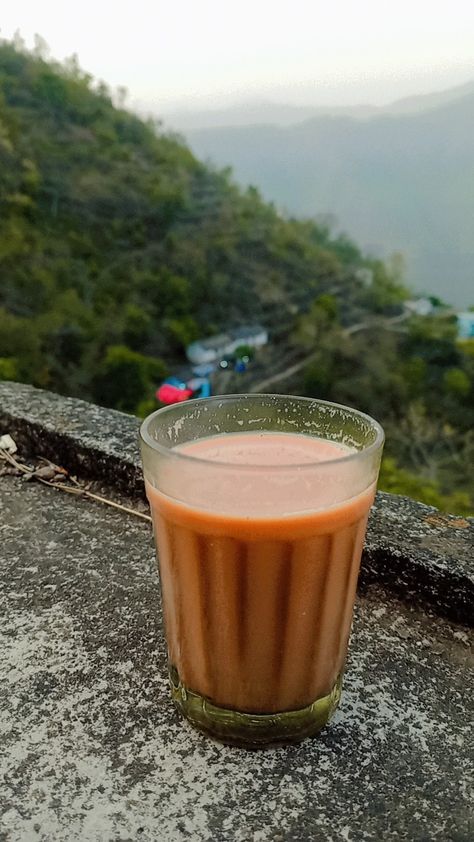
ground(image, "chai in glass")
xmin=140 ymin=395 xmax=384 ymax=745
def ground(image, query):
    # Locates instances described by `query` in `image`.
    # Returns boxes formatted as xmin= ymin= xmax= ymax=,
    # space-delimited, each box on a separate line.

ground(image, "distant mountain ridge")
xmin=165 ymin=80 xmax=474 ymax=130
xmin=176 ymin=81 xmax=474 ymax=306
xmin=380 ymin=79 xmax=474 ymax=116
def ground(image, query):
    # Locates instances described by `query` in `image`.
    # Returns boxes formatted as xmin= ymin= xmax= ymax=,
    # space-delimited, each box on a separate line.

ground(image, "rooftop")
xmin=1 ymin=381 xmax=473 ymax=842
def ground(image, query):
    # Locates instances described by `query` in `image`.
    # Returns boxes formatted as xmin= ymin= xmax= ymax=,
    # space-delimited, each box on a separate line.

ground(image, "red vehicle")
xmin=156 ymin=384 xmax=193 ymax=405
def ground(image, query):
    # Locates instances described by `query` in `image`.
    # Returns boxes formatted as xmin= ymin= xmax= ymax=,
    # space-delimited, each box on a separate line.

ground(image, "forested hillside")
xmin=0 ymin=41 xmax=472 ymax=514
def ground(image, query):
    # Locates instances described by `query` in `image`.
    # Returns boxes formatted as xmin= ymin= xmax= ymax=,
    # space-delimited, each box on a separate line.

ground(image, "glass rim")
xmin=139 ymin=394 xmax=385 ymax=473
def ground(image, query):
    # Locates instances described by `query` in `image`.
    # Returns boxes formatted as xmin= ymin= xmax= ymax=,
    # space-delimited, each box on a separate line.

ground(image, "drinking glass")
xmin=140 ymin=394 xmax=384 ymax=746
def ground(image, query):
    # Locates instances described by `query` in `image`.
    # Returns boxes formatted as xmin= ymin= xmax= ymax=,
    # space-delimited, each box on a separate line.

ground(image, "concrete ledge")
xmin=361 ymin=493 xmax=473 ymax=625
xmin=0 ymin=381 xmax=142 ymax=496
xmin=1 ymin=381 xmax=473 ymax=625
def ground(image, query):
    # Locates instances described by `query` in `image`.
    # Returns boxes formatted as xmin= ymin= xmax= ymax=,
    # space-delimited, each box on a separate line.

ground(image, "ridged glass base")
xmin=169 ymin=667 xmax=343 ymax=747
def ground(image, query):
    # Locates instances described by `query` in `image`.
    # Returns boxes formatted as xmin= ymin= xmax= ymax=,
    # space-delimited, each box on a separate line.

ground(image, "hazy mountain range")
xmin=169 ymin=82 xmax=474 ymax=307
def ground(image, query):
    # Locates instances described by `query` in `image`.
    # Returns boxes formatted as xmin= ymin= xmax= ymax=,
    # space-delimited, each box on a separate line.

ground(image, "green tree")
xmin=443 ymin=367 xmax=470 ymax=397
xmin=379 ymin=456 xmax=444 ymax=508
xmin=93 ymin=345 xmax=167 ymax=413
xmin=0 ymin=357 xmax=18 ymax=380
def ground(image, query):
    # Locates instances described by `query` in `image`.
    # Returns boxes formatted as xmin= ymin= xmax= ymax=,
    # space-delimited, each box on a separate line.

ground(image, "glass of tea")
xmin=140 ymin=394 xmax=384 ymax=746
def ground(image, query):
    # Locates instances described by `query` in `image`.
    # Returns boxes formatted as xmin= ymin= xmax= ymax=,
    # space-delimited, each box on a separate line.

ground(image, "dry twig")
xmin=0 ymin=447 xmax=152 ymax=523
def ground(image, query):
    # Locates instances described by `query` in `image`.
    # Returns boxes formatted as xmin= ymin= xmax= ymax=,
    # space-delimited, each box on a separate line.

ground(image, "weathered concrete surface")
xmin=0 ymin=381 xmax=142 ymax=496
xmin=362 ymin=493 xmax=474 ymax=625
xmin=1 ymin=381 xmax=473 ymax=624
xmin=1 ymin=476 xmax=473 ymax=842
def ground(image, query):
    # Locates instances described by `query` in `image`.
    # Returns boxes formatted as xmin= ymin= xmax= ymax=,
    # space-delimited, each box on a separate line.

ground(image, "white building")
xmin=186 ymin=325 xmax=268 ymax=365
xmin=404 ymin=298 xmax=434 ymax=317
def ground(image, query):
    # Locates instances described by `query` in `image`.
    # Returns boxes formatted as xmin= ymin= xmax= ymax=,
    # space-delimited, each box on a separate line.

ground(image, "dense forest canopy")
xmin=0 ymin=40 xmax=473 ymax=514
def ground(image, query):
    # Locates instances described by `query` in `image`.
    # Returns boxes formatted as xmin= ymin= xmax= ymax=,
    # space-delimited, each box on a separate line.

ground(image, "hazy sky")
xmin=2 ymin=1 xmax=474 ymax=112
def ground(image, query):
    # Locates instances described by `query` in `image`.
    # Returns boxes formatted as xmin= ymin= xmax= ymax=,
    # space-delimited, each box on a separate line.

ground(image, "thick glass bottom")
xmin=169 ymin=667 xmax=343 ymax=747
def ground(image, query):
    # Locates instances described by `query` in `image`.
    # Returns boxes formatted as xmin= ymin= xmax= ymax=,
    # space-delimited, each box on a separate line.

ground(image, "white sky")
xmin=2 ymin=1 xmax=474 ymax=112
